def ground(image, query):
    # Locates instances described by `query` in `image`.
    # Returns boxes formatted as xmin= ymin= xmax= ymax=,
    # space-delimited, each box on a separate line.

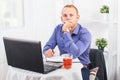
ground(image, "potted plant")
xmin=95 ymin=38 xmax=108 ymax=51
xmin=100 ymin=5 xmax=109 ymax=13
xmin=100 ymin=5 xmax=109 ymax=21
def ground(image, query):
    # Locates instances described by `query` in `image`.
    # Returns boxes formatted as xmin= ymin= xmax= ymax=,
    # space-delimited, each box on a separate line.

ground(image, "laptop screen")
xmin=3 ymin=37 xmax=45 ymax=73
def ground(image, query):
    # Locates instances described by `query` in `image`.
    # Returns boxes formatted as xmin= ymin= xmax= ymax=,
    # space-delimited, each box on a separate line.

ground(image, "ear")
xmin=77 ymin=15 xmax=80 ymax=20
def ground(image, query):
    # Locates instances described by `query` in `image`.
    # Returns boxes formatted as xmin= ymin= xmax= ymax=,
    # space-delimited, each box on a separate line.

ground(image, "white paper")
xmin=45 ymin=56 xmax=80 ymax=63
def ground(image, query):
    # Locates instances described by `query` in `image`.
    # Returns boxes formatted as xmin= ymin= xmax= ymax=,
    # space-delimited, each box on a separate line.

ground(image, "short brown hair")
xmin=62 ymin=4 xmax=79 ymax=15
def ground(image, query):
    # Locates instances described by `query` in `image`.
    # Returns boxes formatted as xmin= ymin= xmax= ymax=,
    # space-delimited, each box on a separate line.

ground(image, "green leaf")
xmin=95 ymin=38 xmax=108 ymax=48
xmin=100 ymin=5 xmax=109 ymax=13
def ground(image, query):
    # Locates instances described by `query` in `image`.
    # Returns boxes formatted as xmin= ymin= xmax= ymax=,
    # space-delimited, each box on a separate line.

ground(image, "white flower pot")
xmin=102 ymin=13 xmax=109 ymax=21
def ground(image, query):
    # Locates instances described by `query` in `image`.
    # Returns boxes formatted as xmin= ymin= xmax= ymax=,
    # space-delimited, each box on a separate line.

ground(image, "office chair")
xmin=89 ymin=49 xmax=107 ymax=80
xmin=81 ymin=49 xmax=107 ymax=80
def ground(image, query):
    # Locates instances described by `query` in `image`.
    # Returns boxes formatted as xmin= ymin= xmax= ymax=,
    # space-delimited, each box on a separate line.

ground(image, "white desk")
xmin=6 ymin=63 xmax=83 ymax=80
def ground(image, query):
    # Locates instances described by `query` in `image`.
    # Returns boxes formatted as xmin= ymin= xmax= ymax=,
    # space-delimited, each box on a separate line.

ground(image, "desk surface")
xmin=6 ymin=63 xmax=83 ymax=80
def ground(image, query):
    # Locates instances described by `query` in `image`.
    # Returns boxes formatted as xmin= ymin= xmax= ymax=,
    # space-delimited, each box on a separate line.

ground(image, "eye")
xmin=63 ymin=14 xmax=67 ymax=17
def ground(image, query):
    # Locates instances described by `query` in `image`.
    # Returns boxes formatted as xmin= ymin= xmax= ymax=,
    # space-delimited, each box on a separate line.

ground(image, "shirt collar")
xmin=72 ymin=24 xmax=80 ymax=35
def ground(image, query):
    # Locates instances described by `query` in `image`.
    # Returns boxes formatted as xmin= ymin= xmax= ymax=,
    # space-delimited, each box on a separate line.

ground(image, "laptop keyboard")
xmin=44 ymin=64 xmax=57 ymax=71
xmin=44 ymin=63 xmax=62 ymax=73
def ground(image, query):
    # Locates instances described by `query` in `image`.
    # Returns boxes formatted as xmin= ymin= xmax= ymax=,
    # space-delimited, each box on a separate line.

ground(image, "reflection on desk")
xmin=6 ymin=63 xmax=83 ymax=80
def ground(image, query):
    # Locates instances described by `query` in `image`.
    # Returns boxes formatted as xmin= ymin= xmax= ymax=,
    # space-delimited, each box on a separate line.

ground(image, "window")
xmin=0 ymin=0 xmax=24 ymax=29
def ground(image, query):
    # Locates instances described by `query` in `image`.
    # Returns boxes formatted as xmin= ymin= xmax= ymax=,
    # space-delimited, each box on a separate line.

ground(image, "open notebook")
xmin=46 ymin=55 xmax=80 ymax=63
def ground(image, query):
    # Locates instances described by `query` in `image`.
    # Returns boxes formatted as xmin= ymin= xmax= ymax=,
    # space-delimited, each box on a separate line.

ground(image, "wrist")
xmin=66 ymin=29 xmax=69 ymax=32
xmin=64 ymin=29 xmax=69 ymax=33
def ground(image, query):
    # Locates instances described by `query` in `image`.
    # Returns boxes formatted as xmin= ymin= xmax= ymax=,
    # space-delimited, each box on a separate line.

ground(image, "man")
xmin=43 ymin=4 xmax=91 ymax=80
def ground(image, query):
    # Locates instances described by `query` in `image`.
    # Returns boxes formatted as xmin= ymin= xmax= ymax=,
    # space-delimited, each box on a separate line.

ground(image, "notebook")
xmin=46 ymin=55 xmax=80 ymax=63
xmin=3 ymin=37 xmax=62 ymax=74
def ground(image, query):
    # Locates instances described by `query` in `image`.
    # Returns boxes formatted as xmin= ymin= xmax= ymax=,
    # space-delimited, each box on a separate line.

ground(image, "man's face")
xmin=61 ymin=7 xmax=80 ymax=28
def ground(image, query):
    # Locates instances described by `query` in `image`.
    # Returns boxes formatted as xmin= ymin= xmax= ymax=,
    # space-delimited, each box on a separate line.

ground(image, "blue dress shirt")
xmin=43 ymin=23 xmax=91 ymax=65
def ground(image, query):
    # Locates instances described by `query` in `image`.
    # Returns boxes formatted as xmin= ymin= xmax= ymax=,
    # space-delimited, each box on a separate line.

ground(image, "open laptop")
xmin=3 ymin=37 xmax=62 ymax=74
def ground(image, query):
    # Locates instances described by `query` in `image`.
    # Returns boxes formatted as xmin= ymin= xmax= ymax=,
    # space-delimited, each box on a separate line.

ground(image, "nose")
xmin=66 ymin=15 xmax=70 ymax=19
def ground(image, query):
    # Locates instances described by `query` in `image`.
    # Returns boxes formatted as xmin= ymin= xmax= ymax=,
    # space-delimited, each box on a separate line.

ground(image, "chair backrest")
xmin=89 ymin=49 xmax=107 ymax=80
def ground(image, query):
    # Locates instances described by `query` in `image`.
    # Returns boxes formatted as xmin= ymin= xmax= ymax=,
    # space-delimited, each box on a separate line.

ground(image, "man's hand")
xmin=62 ymin=22 xmax=72 ymax=33
xmin=45 ymin=49 xmax=54 ymax=58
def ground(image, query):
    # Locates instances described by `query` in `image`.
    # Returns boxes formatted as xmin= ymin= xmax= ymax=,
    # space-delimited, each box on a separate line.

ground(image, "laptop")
xmin=3 ymin=37 xmax=62 ymax=74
